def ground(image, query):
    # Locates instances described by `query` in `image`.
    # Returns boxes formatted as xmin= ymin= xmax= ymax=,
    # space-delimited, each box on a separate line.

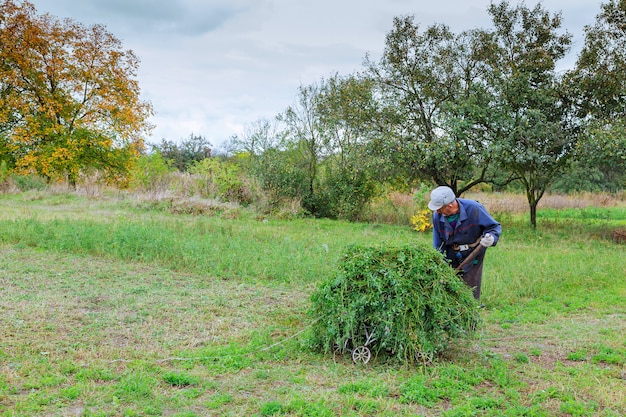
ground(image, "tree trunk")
xmin=529 ymin=201 xmax=537 ymax=229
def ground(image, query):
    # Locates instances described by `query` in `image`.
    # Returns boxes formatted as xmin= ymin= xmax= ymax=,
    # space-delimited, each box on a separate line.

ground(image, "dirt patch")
xmin=612 ymin=229 xmax=626 ymax=244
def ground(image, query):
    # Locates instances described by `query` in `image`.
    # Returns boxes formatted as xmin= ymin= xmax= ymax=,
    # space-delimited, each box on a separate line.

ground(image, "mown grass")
xmin=0 ymin=191 xmax=625 ymax=417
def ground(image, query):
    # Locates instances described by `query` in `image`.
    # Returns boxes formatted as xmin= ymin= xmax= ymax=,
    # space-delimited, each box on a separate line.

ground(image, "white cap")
xmin=428 ymin=186 xmax=456 ymax=211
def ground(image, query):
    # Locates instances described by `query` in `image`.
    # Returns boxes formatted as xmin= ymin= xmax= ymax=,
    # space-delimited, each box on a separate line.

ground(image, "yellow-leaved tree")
xmin=0 ymin=0 xmax=153 ymax=186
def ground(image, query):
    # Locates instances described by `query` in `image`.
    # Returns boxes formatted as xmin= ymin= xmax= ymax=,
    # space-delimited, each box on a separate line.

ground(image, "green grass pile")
xmin=309 ymin=243 xmax=480 ymax=364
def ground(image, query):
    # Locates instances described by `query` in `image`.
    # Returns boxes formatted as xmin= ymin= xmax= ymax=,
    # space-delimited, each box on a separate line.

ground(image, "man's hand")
xmin=480 ymin=233 xmax=494 ymax=247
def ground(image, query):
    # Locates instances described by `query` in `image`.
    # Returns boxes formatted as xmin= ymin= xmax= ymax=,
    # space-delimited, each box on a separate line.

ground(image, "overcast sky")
xmin=28 ymin=0 xmax=600 ymax=150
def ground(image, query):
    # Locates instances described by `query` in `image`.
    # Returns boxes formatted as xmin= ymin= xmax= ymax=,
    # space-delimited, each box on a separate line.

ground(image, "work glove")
xmin=480 ymin=233 xmax=494 ymax=247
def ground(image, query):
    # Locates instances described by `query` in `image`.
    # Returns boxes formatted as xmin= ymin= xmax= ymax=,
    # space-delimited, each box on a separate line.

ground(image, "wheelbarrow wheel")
xmin=351 ymin=346 xmax=371 ymax=364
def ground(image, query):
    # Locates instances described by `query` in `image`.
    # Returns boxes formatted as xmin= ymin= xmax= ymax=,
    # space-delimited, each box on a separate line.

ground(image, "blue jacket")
xmin=432 ymin=198 xmax=502 ymax=271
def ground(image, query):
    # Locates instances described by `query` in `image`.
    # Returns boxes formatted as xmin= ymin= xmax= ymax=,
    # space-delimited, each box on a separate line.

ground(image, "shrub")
xmin=410 ymin=209 xmax=432 ymax=232
xmin=13 ymin=173 xmax=48 ymax=191
xmin=309 ymin=243 xmax=480 ymax=365
xmin=130 ymin=152 xmax=176 ymax=192
xmin=188 ymin=158 xmax=252 ymax=204
xmin=410 ymin=184 xmax=433 ymax=232
xmin=310 ymin=167 xmax=377 ymax=221
xmin=252 ymin=149 xmax=309 ymax=210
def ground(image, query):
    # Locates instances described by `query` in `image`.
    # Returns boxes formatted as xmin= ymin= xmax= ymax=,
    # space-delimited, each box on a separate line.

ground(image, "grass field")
xmin=0 ymin=190 xmax=625 ymax=416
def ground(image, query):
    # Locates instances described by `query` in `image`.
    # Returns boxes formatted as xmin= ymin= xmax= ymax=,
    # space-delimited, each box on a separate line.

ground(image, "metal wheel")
xmin=351 ymin=346 xmax=371 ymax=364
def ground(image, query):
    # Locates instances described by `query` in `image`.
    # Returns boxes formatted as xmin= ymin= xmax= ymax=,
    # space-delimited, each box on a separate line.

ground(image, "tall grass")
xmin=0 ymin=206 xmax=423 ymax=285
xmin=0 ymin=192 xmax=623 ymax=303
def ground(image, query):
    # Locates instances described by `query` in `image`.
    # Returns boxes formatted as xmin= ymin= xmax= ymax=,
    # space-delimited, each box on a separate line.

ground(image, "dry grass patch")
xmin=0 ymin=245 xmax=309 ymax=362
xmin=467 ymin=191 xmax=625 ymax=214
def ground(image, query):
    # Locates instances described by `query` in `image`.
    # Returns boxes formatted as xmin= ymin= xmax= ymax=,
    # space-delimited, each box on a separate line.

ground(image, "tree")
xmin=566 ymin=0 xmax=626 ymax=190
xmin=188 ymin=157 xmax=249 ymax=204
xmin=0 ymin=0 xmax=153 ymax=185
xmin=225 ymin=117 xmax=283 ymax=157
xmin=150 ymin=134 xmax=212 ymax=171
xmin=312 ymin=73 xmax=379 ymax=220
xmin=484 ymin=1 xmax=576 ymax=227
xmin=570 ymin=0 xmax=626 ymax=120
xmin=574 ymin=121 xmax=626 ymax=191
xmin=364 ymin=17 xmax=501 ymax=195
xmin=279 ymin=83 xmax=330 ymax=215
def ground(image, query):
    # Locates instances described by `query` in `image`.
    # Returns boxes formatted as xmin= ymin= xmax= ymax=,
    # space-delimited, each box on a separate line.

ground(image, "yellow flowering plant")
xmin=411 ymin=209 xmax=432 ymax=232
xmin=410 ymin=184 xmax=433 ymax=232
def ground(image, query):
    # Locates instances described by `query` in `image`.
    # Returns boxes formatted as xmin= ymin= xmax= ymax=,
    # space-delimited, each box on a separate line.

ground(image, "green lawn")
xmin=0 ymin=192 xmax=624 ymax=416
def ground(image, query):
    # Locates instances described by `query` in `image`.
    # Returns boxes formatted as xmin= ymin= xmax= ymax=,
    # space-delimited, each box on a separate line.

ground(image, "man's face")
xmin=436 ymin=201 xmax=457 ymax=216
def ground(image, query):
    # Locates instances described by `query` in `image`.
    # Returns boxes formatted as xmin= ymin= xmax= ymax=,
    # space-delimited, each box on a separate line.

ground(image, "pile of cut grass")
xmin=309 ymin=243 xmax=480 ymax=364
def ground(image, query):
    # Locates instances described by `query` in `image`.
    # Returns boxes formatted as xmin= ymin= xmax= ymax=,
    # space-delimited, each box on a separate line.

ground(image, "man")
xmin=428 ymin=185 xmax=502 ymax=301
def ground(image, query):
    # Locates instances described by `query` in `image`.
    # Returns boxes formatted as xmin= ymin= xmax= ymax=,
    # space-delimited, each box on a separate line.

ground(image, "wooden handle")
xmin=454 ymin=244 xmax=484 ymax=272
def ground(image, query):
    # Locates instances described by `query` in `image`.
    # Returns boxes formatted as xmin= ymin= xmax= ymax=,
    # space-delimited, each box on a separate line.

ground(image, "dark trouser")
xmin=460 ymin=256 xmax=484 ymax=300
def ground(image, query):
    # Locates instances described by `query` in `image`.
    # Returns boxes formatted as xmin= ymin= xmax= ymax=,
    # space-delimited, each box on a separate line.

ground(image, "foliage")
xmin=570 ymin=0 xmax=626 ymax=121
xmin=309 ymin=244 xmax=479 ymax=364
xmin=188 ymin=157 xmax=251 ymax=204
xmin=484 ymin=1 xmax=576 ymax=228
xmin=364 ymin=17 xmax=498 ymax=193
xmin=308 ymin=162 xmax=377 ymax=221
xmin=307 ymin=74 xmax=381 ymax=220
xmin=252 ymin=147 xmax=309 ymax=210
xmin=574 ymin=121 xmax=626 ymax=191
xmin=279 ymin=83 xmax=326 ymax=205
xmin=410 ymin=184 xmax=433 ymax=232
xmin=150 ymin=134 xmax=212 ymax=172
xmin=0 ymin=0 xmax=152 ymax=184
xmin=252 ymin=77 xmax=382 ymax=220
xmin=550 ymin=161 xmax=617 ymax=193
xmin=129 ymin=152 xmax=175 ymax=192
xmin=410 ymin=209 xmax=432 ymax=232
xmin=0 ymin=160 xmax=9 ymax=188
xmin=11 ymin=173 xmax=48 ymax=191
xmin=570 ymin=0 xmax=626 ymax=190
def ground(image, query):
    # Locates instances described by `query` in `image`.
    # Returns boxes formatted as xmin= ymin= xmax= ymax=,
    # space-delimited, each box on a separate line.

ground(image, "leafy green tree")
xmin=231 ymin=77 xmax=379 ymax=220
xmin=150 ymin=134 xmax=212 ymax=172
xmin=570 ymin=0 xmax=626 ymax=120
xmin=253 ymin=146 xmax=309 ymax=209
xmin=225 ymin=116 xmax=309 ymax=212
xmin=363 ymin=17 xmax=500 ymax=194
xmin=484 ymin=1 xmax=576 ymax=227
xmin=566 ymin=0 xmax=626 ymax=190
xmin=314 ymin=74 xmax=378 ymax=159
xmin=275 ymin=76 xmax=381 ymax=220
xmin=311 ymin=74 xmax=379 ymax=220
xmin=574 ymin=121 xmax=626 ymax=191
xmin=0 ymin=0 xmax=153 ymax=185
xmin=225 ymin=117 xmax=283 ymax=157
xmin=551 ymin=160 xmax=618 ymax=193
xmin=223 ymin=117 xmax=287 ymax=191
xmin=279 ymin=83 xmax=329 ymax=213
